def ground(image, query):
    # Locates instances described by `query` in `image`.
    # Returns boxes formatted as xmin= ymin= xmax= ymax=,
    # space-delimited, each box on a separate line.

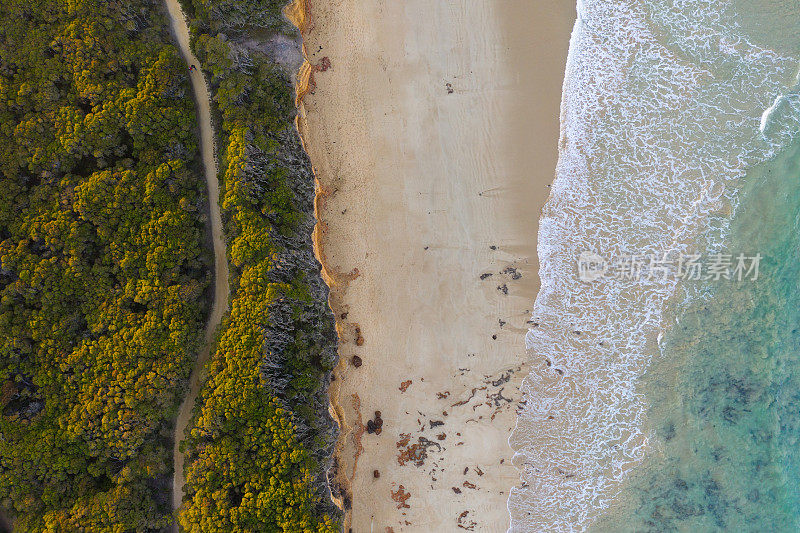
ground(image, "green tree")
xmin=0 ymin=0 xmax=210 ymax=529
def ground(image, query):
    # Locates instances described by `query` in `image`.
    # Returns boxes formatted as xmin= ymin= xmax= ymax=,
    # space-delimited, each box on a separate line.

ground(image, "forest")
xmin=175 ymin=0 xmax=340 ymax=531
xmin=0 ymin=0 xmax=210 ymax=530
xmin=0 ymin=0 xmax=335 ymax=529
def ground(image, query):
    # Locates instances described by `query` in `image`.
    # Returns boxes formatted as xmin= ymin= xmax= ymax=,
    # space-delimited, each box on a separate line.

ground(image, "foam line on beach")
xmin=509 ymin=1 xmax=800 ymax=530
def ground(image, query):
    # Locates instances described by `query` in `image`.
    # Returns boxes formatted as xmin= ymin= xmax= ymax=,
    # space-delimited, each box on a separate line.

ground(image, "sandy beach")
xmin=292 ymin=1 xmax=575 ymax=530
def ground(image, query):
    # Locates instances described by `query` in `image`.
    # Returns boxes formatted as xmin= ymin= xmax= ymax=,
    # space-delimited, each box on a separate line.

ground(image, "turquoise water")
xmin=594 ymin=139 xmax=800 ymax=532
xmin=508 ymin=0 xmax=800 ymax=530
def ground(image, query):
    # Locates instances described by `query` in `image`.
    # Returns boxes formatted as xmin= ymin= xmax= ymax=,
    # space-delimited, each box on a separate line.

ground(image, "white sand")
xmin=293 ymin=1 xmax=575 ymax=530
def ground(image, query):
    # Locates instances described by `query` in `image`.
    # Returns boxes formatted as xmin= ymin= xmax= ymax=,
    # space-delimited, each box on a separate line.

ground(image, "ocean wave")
xmin=508 ymin=1 xmax=800 ymax=531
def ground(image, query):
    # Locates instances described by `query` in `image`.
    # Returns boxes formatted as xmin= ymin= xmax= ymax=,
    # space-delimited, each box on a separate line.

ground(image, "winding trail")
xmin=162 ymin=0 xmax=229 ymax=526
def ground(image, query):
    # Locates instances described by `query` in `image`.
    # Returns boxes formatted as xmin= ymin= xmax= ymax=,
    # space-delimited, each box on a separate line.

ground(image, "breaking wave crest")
xmin=508 ymin=1 xmax=800 ymax=531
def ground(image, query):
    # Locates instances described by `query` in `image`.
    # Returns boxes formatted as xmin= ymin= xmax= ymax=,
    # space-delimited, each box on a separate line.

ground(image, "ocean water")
xmin=593 ymin=136 xmax=800 ymax=532
xmin=508 ymin=0 xmax=800 ymax=531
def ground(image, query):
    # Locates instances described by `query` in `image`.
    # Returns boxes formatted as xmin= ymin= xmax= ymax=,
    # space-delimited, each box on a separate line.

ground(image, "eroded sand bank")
xmin=292 ymin=1 xmax=575 ymax=530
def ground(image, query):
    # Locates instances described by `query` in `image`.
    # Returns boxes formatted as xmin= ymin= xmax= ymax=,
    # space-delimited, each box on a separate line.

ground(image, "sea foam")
xmin=508 ymin=1 xmax=800 ymax=531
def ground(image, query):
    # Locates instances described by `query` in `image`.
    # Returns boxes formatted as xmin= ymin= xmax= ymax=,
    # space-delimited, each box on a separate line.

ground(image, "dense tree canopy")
xmin=175 ymin=1 xmax=340 ymax=531
xmin=0 ymin=0 xmax=210 ymax=529
xmin=0 ymin=0 xmax=338 ymax=529
xmin=183 ymin=0 xmax=290 ymax=32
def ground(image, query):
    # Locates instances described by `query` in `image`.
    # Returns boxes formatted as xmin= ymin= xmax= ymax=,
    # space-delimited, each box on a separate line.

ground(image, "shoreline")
xmin=506 ymin=2 xmax=800 ymax=530
xmin=290 ymin=1 xmax=575 ymax=530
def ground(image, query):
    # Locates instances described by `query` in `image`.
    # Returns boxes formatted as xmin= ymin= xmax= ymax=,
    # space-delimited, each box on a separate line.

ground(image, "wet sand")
xmin=292 ymin=0 xmax=575 ymax=530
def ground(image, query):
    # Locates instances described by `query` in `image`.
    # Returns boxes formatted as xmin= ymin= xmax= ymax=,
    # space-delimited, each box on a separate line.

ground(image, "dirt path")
xmin=162 ymin=0 xmax=229 ymax=527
